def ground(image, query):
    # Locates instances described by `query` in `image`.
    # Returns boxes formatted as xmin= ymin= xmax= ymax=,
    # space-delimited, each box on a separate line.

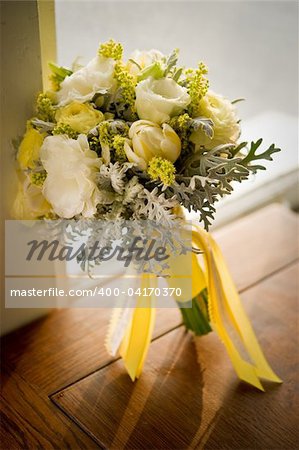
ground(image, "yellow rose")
xmin=12 ymin=174 xmax=52 ymax=219
xmin=55 ymin=102 xmax=104 ymax=134
xmin=17 ymin=124 xmax=45 ymax=169
xmin=190 ymin=91 xmax=240 ymax=149
xmin=124 ymin=120 xmax=181 ymax=170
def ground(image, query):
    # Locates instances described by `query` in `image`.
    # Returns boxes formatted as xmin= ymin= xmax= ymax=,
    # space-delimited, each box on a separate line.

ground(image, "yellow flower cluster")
xmin=186 ymin=63 xmax=209 ymax=117
xmin=147 ymin=156 xmax=176 ymax=186
xmin=112 ymin=135 xmax=127 ymax=162
xmin=168 ymin=113 xmax=193 ymax=151
xmin=98 ymin=39 xmax=123 ymax=60
xmin=53 ymin=123 xmax=78 ymax=139
xmin=30 ymin=172 xmax=47 ymax=187
xmin=36 ymin=93 xmax=55 ymax=122
xmin=114 ymin=62 xmax=137 ymax=109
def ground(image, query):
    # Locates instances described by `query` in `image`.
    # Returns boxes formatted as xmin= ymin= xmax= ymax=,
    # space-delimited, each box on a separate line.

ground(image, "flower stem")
xmin=177 ymin=289 xmax=212 ymax=335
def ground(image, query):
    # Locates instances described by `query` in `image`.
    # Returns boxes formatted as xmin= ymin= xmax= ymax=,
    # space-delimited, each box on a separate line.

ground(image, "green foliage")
xmin=183 ymin=145 xmax=249 ymax=190
xmin=169 ymin=113 xmax=214 ymax=153
xmin=164 ymin=49 xmax=179 ymax=76
xmin=164 ymin=177 xmax=218 ymax=229
xmin=48 ymin=62 xmax=72 ymax=91
xmin=135 ymin=188 xmax=178 ymax=227
xmin=137 ymin=62 xmax=164 ymax=82
xmin=167 ymin=139 xmax=281 ymax=229
xmin=239 ymin=139 xmax=281 ymax=172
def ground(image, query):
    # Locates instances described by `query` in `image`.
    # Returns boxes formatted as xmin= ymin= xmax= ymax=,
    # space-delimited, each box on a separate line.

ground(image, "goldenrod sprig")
xmin=30 ymin=171 xmax=47 ymax=187
xmin=148 ymin=157 xmax=176 ymax=186
xmin=36 ymin=93 xmax=55 ymax=122
xmin=98 ymin=39 xmax=123 ymax=60
xmin=184 ymin=62 xmax=209 ymax=117
xmin=114 ymin=62 xmax=137 ymax=109
xmin=112 ymin=135 xmax=128 ymax=162
xmin=53 ymin=123 xmax=78 ymax=139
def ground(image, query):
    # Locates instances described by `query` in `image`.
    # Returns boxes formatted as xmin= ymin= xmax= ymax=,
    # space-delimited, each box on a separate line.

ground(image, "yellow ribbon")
xmin=111 ymin=224 xmax=281 ymax=389
xmin=191 ymin=225 xmax=282 ymax=390
xmin=119 ymin=274 xmax=156 ymax=381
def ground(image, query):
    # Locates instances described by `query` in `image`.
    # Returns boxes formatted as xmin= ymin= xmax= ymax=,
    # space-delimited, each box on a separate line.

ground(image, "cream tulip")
xmin=125 ymin=120 xmax=181 ymax=170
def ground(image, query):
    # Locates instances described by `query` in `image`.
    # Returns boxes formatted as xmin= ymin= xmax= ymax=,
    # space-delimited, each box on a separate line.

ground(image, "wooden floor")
xmin=1 ymin=204 xmax=298 ymax=449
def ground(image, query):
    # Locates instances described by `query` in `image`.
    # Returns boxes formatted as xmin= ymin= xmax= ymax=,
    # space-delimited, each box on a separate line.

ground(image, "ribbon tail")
xmin=105 ymin=272 xmax=140 ymax=356
xmin=192 ymin=225 xmax=282 ymax=390
xmin=210 ymin=236 xmax=282 ymax=384
xmin=105 ymin=307 xmax=134 ymax=356
xmin=119 ymin=274 xmax=156 ymax=381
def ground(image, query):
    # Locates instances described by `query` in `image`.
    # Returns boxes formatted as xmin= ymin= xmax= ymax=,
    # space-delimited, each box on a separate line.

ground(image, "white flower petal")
xmin=57 ymin=56 xmax=116 ymax=106
xmin=40 ymin=134 xmax=101 ymax=218
xmin=135 ymin=77 xmax=190 ymax=124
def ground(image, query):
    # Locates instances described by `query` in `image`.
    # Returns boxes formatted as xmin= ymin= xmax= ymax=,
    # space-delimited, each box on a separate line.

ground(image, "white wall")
xmin=55 ymin=0 xmax=298 ymax=120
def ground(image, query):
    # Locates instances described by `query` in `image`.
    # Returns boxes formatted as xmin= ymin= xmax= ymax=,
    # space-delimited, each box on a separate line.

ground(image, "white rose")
xmin=57 ymin=56 xmax=116 ymax=106
xmin=124 ymin=120 xmax=181 ymax=170
xmin=127 ymin=49 xmax=164 ymax=75
xmin=190 ymin=91 xmax=240 ymax=149
xmin=40 ymin=134 xmax=101 ymax=218
xmin=135 ymin=77 xmax=190 ymax=124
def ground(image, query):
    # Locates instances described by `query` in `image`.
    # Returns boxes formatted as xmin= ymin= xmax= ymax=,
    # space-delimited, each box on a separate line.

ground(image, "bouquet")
xmin=14 ymin=39 xmax=282 ymax=390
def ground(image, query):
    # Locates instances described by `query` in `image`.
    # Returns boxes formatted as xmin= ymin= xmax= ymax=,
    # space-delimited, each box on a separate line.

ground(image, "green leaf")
xmin=164 ymin=48 xmax=179 ymax=76
xmin=240 ymin=139 xmax=281 ymax=172
xmin=172 ymin=67 xmax=183 ymax=82
xmin=48 ymin=62 xmax=72 ymax=88
xmin=128 ymin=58 xmax=142 ymax=70
xmin=137 ymin=62 xmax=164 ymax=82
xmin=230 ymin=141 xmax=247 ymax=158
xmin=231 ymin=98 xmax=245 ymax=104
xmin=192 ymin=117 xmax=214 ymax=139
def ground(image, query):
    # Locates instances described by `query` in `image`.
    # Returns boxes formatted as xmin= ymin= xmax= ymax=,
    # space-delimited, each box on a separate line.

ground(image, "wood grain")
xmin=52 ymin=262 xmax=299 ymax=450
xmin=1 ymin=307 xmax=181 ymax=395
xmin=213 ymin=203 xmax=298 ymax=291
xmin=2 ymin=204 xmax=297 ymax=395
xmin=1 ymin=204 xmax=298 ymax=449
xmin=0 ymin=368 xmax=99 ymax=449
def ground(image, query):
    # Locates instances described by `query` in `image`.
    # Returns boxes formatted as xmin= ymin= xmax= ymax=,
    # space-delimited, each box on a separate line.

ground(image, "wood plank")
xmin=52 ymin=262 xmax=299 ymax=450
xmin=1 ymin=308 xmax=181 ymax=395
xmin=213 ymin=203 xmax=298 ymax=291
xmin=2 ymin=204 xmax=297 ymax=394
xmin=0 ymin=368 xmax=99 ymax=449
